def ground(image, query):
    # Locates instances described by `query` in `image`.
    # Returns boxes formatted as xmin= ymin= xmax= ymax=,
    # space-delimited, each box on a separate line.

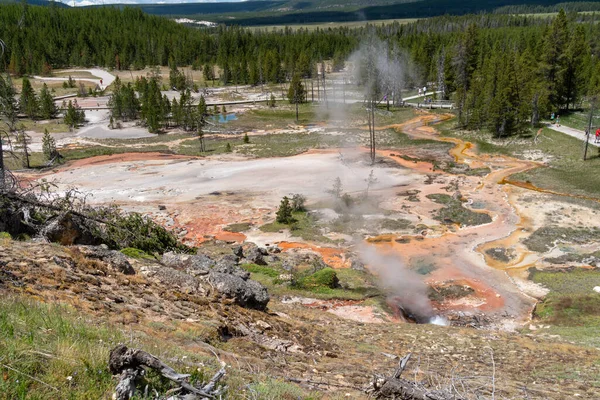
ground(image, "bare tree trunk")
xmin=0 ymin=138 xmax=5 ymax=191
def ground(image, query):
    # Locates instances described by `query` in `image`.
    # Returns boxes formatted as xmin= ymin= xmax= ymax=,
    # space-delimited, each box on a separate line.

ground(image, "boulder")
xmin=77 ymin=246 xmax=135 ymax=275
xmin=212 ymin=257 xmax=250 ymax=280
xmin=246 ymin=246 xmax=268 ymax=266
xmin=282 ymin=252 xmax=327 ymax=273
xmin=207 ymin=271 xmax=269 ymax=310
xmin=232 ymin=245 xmax=244 ymax=258
xmin=141 ymin=265 xmax=206 ymax=295
xmin=161 ymin=252 xmax=214 ymax=276
xmin=43 ymin=213 xmax=100 ymax=246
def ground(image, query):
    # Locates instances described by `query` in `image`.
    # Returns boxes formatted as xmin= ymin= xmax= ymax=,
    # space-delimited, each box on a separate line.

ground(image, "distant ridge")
xmin=93 ymin=0 xmax=600 ymax=26
xmin=0 ymin=0 xmax=69 ymax=6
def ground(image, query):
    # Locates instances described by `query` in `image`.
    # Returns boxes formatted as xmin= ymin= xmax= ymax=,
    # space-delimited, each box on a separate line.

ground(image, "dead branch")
xmin=109 ymin=345 xmax=226 ymax=400
xmin=372 ymin=353 xmax=466 ymax=400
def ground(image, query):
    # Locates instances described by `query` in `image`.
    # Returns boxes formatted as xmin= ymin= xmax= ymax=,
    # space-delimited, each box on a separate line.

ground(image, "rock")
xmin=76 ymin=246 xmax=135 ymax=275
xmin=43 ymin=213 xmax=101 ymax=246
xmin=232 ymin=245 xmax=244 ymax=258
xmin=350 ymin=258 xmax=365 ymax=272
xmin=246 ymin=247 xmax=267 ymax=266
xmin=593 ymin=286 xmax=600 ymax=293
xmin=269 ymin=246 xmax=282 ymax=254
xmin=158 ymin=205 xmax=167 ymax=211
xmin=255 ymin=320 xmax=271 ymax=331
xmin=142 ymin=265 xmax=206 ymax=295
xmin=161 ymin=252 xmax=190 ymax=268
xmin=161 ymin=252 xmax=214 ymax=276
xmin=212 ymin=258 xmax=250 ymax=280
xmin=187 ymin=254 xmax=214 ymax=274
xmin=207 ymin=272 xmax=269 ymax=310
xmin=282 ymin=252 xmax=327 ymax=273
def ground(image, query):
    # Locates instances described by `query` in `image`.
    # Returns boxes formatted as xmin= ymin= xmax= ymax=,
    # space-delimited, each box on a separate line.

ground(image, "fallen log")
xmin=109 ymin=344 xmax=227 ymax=400
xmin=373 ymin=354 xmax=465 ymax=400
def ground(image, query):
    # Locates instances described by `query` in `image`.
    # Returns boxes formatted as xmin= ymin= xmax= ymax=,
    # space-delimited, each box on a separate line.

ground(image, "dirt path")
xmin=34 ymin=68 xmax=115 ymax=91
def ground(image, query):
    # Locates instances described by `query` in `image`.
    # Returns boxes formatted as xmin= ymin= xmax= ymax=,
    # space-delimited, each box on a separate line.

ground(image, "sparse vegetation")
xmin=426 ymin=193 xmax=492 ymax=227
xmin=120 ymin=247 xmax=155 ymax=260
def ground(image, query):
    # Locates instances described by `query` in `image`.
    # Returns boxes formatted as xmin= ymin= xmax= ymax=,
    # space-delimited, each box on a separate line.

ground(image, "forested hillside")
xmin=1 ymin=3 xmax=600 ymax=138
xmin=0 ymin=4 xmax=356 ymax=77
xmin=386 ymin=10 xmax=600 ymax=136
xmin=128 ymin=0 xmax=600 ymax=25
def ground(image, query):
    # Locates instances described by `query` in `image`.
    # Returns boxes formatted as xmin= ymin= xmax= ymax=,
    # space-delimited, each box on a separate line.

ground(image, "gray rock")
xmin=207 ymin=272 xmax=269 ymax=310
xmin=187 ymin=254 xmax=215 ymax=273
xmin=213 ymin=257 xmax=250 ymax=280
xmin=142 ymin=265 xmax=206 ymax=295
xmin=246 ymin=247 xmax=267 ymax=266
xmin=43 ymin=213 xmax=100 ymax=246
xmin=350 ymin=258 xmax=366 ymax=272
xmin=232 ymin=245 xmax=244 ymax=258
xmin=282 ymin=252 xmax=327 ymax=273
xmin=161 ymin=252 xmax=214 ymax=276
xmin=77 ymin=246 xmax=135 ymax=275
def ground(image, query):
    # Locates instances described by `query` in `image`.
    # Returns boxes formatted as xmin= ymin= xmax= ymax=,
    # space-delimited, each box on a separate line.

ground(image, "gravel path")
xmin=546 ymin=122 xmax=600 ymax=147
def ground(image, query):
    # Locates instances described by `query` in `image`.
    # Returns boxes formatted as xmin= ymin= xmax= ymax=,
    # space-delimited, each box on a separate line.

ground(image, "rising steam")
xmin=359 ymin=246 xmax=448 ymax=326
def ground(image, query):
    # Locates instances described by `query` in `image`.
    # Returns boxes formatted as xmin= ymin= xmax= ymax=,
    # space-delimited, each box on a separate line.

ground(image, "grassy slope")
xmin=529 ymin=269 xmax=600 ymax=348
xmin=0 ymin=294 xmax=319 ymax=399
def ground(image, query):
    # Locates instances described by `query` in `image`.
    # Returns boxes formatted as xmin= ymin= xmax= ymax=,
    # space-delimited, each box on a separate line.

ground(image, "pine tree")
xmin=225 ymin=142 xmax=232 ymax=153
xmin=42 ymin=128 xmax=58 ymax=161
xmin=288 ymin=73 xmax=306 ymax=122
xmin=203 ymin=63 xmax=213 ymax=83
xmin=39 ymin=83 xmax=57 ymax=120
xmin=276 ymin=196 xmax=295 ymax=224
xmin=19 ymin=77 xmax=38 ymax=119
xmin=243 ymin=133 xmax=250 ymax=144
xmin=540 ymin=9 xmax=570 ymax=109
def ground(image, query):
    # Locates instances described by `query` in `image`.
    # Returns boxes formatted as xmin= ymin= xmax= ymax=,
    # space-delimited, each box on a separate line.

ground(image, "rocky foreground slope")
xmin=1 ymin=238 xmax=600 ymax=399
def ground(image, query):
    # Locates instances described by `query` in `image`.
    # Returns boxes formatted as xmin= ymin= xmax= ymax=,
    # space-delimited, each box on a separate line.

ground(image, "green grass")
xmin=440 ymin=122 xmax=600 ymax=198
xmin=61 ymin=145 xmax=172 ymax=161
xmin=19 ymin=120 xmax=71 ymax=134
xmin=260 ymin=211 xmax=332 ymax=243
xmin=426 ymin=193 xmax=492 ymax=227
xmin=120 ymin=247 xmax=155 ymax=260
xmin=530 ymin=268 xmax=600 ymax=348
xmin=0 ymin=296 xmax=122 ymax=398
xmin=223 ymin=223 xmax=252 ymax=233
xmin=554 ymin=109 xmax=600 ymax=132
xmin=241 ymin=263 xmax=281 ymax=278
xmin=3 ymin=152 xmax=47 ymax=170
xmin=0 ymin=295 xmax=317 ymax=399
xmin=522 ymin=226 xmax=600 ymax=253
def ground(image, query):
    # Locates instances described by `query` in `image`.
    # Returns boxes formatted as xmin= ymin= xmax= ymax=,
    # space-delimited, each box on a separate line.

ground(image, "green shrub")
xmin=120 ymin=247 xmax=154 ymax=260
xmin=297 ymin=268 xmax=339 ymax=289
xmin=0 ymin=232 xmax=11 ymax=239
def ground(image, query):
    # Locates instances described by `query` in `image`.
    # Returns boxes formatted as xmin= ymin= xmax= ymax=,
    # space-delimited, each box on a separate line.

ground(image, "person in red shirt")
xmin=595 ymin=128 xmax=600 ymax=143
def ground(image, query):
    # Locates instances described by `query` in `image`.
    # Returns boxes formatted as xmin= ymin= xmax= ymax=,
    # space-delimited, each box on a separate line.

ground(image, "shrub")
xmin=276 ymin=196 xmax=295 ymax=224
xmin=0 ymin=232 xmax=11 ymax=239
xmin=120 ymin=247 xmax=154 ymax=260
xmin=297 ymin=268 xmax=339 ymax=289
